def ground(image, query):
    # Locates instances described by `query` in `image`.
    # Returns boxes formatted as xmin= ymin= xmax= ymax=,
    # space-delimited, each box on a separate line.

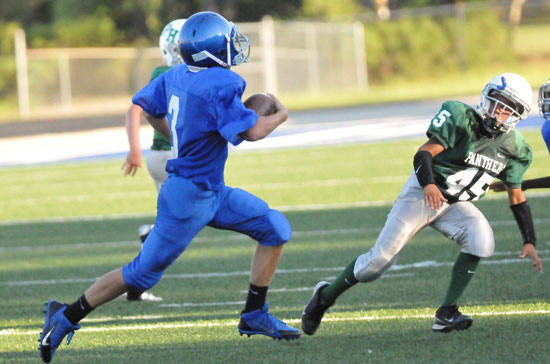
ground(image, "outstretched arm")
xmin=490 ymin=176 xmax=550 ymax=192
xmin=240 ymin=94 xmax=288 ymax=141
xmin=507 ymin=188 xmax=542 ymax=273
xmin=122 ymin=104 xmax=144 ymax=176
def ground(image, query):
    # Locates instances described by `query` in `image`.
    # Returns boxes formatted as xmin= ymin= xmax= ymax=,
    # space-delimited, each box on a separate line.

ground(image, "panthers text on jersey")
xmin=427 ymin=101 xmax=532 ymax=202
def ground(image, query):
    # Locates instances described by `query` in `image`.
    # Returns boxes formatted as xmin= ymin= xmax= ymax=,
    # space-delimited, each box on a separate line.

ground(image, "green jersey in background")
xmin=149 ymin=65 xmax=172 ymax=151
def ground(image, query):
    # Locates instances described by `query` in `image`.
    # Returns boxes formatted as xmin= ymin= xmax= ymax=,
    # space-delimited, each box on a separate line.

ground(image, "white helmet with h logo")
xmin=159 ymin=19 xmax=186 ymax=67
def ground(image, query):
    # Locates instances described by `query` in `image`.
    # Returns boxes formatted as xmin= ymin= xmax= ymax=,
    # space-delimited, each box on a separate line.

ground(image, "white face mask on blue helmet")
xmin=477 ymin=73 xmax=533 ymax=135
xmin=178 ymin=11 xmax=250 ymax=70
xmin=159 ymin=19 xmax=186 ymax=67
xmin=538 ymin=78 xmax=550 ymax=121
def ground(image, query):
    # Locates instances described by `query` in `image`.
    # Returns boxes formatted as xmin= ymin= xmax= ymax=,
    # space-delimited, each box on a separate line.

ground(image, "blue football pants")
xmin=122 ymin=175 xmax=292 ymax=292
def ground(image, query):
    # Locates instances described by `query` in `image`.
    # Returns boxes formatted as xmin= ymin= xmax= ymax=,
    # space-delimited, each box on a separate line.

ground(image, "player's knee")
xmin=122 ymin=262 xmax=163 ymax=292
xmin=355 ymin=268 xmax=383 ymax=283
xmin=260 ymin=210 xmax=292 ymax=246
xmin=463 ymin=243 xmax=494 ymax=258
xmin=122 ymin=246 xmax=180 ymax=291
xmin=354 ymin=255 xmax=397 ymax=282
xmin=459 ymin=219 xmax=495 ymax=258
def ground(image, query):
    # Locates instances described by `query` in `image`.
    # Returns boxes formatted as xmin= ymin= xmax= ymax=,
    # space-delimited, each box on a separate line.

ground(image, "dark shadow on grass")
xmin=4 ymin=314 xmax=550 ymax=364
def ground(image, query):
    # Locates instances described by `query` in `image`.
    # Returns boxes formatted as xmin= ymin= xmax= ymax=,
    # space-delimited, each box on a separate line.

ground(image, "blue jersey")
xmin=132 ymin=64 xmax=258 ymax=190
xmin=542 ymin=119 xmax=550 ymax=153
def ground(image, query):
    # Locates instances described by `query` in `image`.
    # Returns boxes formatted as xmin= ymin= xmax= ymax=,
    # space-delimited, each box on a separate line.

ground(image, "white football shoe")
xmin=122 ymin=292 xmax=163 ymax=302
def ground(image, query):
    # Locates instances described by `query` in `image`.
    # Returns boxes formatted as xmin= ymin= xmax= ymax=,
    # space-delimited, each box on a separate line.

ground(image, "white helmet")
xmin=477 ymin=72 xmax=533 ymax=134
xmin=538 ymin=77 xmax=550 ymax=120
xmin=159 ymin=19 xmax=186 ymax=67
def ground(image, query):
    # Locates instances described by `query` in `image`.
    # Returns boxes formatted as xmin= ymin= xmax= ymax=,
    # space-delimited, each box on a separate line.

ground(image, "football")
xmin=244 ymin=93 xmax=277 ymax=116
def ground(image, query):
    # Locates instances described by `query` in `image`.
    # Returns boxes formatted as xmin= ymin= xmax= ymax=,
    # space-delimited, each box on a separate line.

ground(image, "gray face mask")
xmin=478 ymin=90 xmax=523 ymax=135
xmin=539 ymin=82 xmax=550 ymax=120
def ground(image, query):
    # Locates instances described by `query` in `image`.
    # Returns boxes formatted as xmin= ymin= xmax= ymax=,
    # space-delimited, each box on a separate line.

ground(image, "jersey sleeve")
xmin=213 ymin=81 xmax=258 ymax=146
xmin=131 ymin=72 xmax=168 ymax=118
xmin=497 ymin=132 xmax=532 ymax=188
xmin=542 ymin=119 xmax=550 ymax=154
xmin=426 ymin=102 xmax=466 ymax=149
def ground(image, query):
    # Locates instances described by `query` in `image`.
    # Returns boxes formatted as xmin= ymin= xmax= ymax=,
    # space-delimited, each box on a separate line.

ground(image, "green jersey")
xmin=427 ymin=101 xmax=532 ymax=203
xmin=150 ymin=65 xmax=171 ymax=151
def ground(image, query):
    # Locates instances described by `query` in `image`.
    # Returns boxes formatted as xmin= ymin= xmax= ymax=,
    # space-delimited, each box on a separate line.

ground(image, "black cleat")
xmin=301 ymin=281 xmax=332 ymax=336
xmin=432 ymin=303 xmax=473 ymax=333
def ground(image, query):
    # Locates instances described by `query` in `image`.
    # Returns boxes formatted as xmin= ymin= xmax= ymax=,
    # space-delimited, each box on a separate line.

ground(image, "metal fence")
xmin=11 ymin=0 xmax=550 ymax=120
xmin=14 ymin=18 xmax=367 ymax=119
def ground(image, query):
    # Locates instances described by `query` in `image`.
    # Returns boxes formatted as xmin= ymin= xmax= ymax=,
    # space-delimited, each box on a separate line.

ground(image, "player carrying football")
xmin=302 ymin=72 xmax=543 ymax=336
xmin=38 ymin=11 xmax=299 ymax=363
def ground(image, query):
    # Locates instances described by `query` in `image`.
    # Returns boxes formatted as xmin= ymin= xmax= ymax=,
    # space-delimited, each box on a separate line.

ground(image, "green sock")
xmin=442 ymin=252 xmax=480 ymax=306
xmin=321 ymin=258 xmax=359 ymax=305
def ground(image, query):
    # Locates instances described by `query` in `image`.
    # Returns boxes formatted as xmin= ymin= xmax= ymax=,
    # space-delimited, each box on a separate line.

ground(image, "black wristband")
xmin=413 ymin=150 xmax=435 ymax=187
xmin=510 ymin=201 xmax=536 ymax=246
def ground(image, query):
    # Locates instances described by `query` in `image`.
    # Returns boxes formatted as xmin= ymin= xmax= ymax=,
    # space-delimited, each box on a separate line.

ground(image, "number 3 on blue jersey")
xmin=168 ymin=95 xmax=180 ymax=159
xmin=432 ymin=110 xmax=451 ymax=127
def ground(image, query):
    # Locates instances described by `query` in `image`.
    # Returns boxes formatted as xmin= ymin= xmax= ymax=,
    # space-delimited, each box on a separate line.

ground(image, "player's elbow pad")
xmin=413 ymin=150 xmax=436 ymax=187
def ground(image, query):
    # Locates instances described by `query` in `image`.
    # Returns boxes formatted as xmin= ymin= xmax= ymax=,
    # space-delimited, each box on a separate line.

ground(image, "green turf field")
xmin=1 ymin=132 xmax=549 ymax=363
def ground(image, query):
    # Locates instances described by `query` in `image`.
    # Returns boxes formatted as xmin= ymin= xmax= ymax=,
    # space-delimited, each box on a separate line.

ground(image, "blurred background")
xmin=0 ymin=0 xmax=549 ymax=122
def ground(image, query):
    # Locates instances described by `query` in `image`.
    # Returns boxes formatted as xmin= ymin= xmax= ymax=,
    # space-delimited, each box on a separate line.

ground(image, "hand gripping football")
xmin=244 ymin=93 xmax=277 ymax=116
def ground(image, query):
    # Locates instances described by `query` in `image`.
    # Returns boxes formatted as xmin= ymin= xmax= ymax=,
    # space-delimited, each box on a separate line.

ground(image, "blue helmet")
xmin=178 ymin=11 xmax=250 ymax=69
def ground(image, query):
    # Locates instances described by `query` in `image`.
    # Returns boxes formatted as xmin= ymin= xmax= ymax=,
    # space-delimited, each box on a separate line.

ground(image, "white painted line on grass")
xmin=0 ymin=227 xmax=377 ymax=253
xmin=0 ymin=240 xmax=138 ymax=253
xmin=2 ymin=255 xmax=548 ymax=287
xmin=2 ymin=309 xmax=549 ymax=337
xmin=3 ymin=216 xmax=550 ymax=252
xmin=239 ymin=273 xmax=415 ymax=294
xmin=159 ymin=301 xmax=245 ymax=308
xmin=85 ymin=315 xmax=165 ymax=323
xmin=4 ymin=191 xmax=550 ymax=226
xmin=323 ymin=272 xmax=415 ymax=281
xmin=321 ymin=309 xmax=550 ymax=324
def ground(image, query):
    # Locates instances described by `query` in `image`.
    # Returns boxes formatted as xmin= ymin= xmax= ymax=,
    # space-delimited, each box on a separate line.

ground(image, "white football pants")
xmin=146 ymin=150 xmax=171 ymax=193
xmin=354 ymin=171 xmax=495 ymax=282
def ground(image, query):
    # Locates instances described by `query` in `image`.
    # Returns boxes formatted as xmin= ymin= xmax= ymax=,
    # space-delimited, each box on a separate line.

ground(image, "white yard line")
xmin=2 ymin=218 xmax=550 ymax=252
xmin=2 ymin=254 xmax=548 ymax=287
xmin=3 ymin=192 xmax=550 ymax=226
xmin=2 ymin=309 xmax=549 ymax=337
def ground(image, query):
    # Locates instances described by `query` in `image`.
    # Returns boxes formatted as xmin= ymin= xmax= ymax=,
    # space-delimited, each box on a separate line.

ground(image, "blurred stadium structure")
xmin=14 ymin=18 xmax=367 ymax=119
xmin=11 ymin=0 xmax=550 ymax=120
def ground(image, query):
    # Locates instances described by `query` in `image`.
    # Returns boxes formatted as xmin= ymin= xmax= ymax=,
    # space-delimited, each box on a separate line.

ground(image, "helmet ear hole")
xmin=515 ymin=103 xmax=524 ymax=115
